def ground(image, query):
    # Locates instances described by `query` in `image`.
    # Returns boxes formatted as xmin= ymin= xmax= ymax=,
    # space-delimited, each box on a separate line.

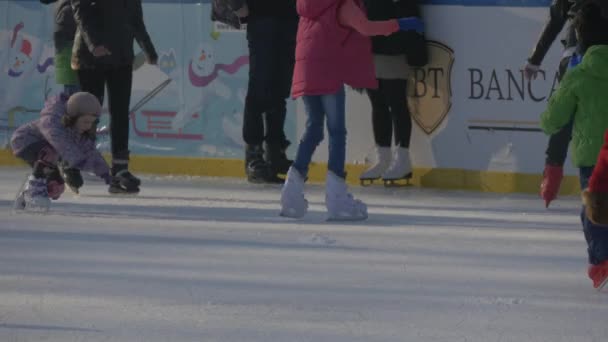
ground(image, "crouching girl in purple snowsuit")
xmin=11 ymin=92 xmax=112 ymax=211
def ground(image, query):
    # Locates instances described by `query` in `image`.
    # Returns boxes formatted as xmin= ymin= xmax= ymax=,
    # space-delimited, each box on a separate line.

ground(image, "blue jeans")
xmin=292 ymin=86 xmax=346 ymax=178
xmin=580 ymin=166 xmax=608 ymax=264
xmin=63 ymin=84 xmax=80 ymax=96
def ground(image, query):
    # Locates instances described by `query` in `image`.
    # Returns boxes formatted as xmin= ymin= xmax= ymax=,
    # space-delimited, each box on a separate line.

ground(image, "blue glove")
xmin=568 ymin=53 xmax=582 ymax=69
xmin=398 ymin=17 xmax=424 ymax=34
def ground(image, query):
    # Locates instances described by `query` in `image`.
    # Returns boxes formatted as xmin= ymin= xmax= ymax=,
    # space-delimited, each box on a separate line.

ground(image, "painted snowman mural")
xmin=177 ymin=43 xmax=249 ymax=156
xmin=0 ymin=21 xmax=55 ymax=147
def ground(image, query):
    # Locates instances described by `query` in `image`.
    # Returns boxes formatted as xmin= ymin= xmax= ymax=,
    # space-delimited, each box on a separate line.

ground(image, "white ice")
xmin=0 ymin=167 xmax=606 ymax=342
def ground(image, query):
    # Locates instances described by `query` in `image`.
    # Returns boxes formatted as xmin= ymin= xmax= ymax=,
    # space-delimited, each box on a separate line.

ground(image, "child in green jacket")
xmin=540 ymin=1 xmax=608 ymax=289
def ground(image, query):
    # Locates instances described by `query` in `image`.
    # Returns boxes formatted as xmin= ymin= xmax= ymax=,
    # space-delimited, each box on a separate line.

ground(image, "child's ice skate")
xmin=13 ymin=175 xmax=29 ymax=211
xmin=382 ymin=147 xmax=413 ymax=187
xmin=16 ymin=175 xmax=51 ymax=213
xmin=326 ymin=171 xmax=368 ymax=221
xmin=280 ymin=167 xmax=308 ymax=218
xmin=359 ymin=146 xmax=391 ymax=186
xmin=588 ymin=261 xmax=608 ymax=291
xmin=540 ymin=164 xmax=563 ymax=208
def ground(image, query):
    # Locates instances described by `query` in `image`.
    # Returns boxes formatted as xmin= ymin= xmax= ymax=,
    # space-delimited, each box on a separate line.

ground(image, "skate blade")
xmin=13 ymin=193 xmax=26 ymax=211
xmin=279 ymin=210 xmax=305 ymax=219
xmin=13 ymin=175 xmax=29 ymax=211
xmin=383 ymin=179 xmax=412 ymax=187
xmin=359 ymin=178 xmax=379 ymax=187
xmin=326 ymin=213 xmax=368 ymax=222
xmin=28 ymin=206 xmax=50 ymax=213
xmin=248 ymin=176 xmax=284 ymax=185
xmin=14 ymin=204 xmax=50 ymax=214
xmin=108 ymin=191 xmax=140 ymax=197
xmin=108 ymin=187 xmax=140 ymax=196
xmin=383 ymin=173 xmax=413 ymax=187
xmin=597 ymin=276 xmax=608 ymax=291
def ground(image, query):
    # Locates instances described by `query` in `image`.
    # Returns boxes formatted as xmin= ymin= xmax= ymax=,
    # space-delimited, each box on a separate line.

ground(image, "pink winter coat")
xmin=291 ymin=0 xmax=399 ymax=98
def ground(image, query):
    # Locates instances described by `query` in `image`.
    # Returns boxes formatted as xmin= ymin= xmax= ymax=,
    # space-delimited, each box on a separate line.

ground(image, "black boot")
xmin=112 ymin=151 xmax=141 ymax=187
xmin=264 ymin=142 xmax=292 ymax=175
xmin=109 ymin=164 xmax=140 ymax=194
xmin=245 ymin=145 xmax=282 ymax=184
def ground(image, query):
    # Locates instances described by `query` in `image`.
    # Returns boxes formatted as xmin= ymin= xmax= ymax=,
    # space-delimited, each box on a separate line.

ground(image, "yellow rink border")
xmin=0 ymin=149 xmax=581 ymax=195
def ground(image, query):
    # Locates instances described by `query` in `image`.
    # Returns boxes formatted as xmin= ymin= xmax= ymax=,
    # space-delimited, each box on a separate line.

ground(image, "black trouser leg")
xmin=545 ymin=120 xmax=573 ymax=166
xmin=77 ymin=68 xmax=106 ymax=105
xmin=367 ymin=85 xmax=393 ymax=148
xmin=382 ymin=79 xmax=411 ymax=148
xmin=545 ymin=57 xmax=574 ymax=166
xmin=105 ymin=65 xmax=133 ymax=167
xmin=243 ymin=16 xmax=278 ymax=146
xmin=264 ymin=15 xmax=297 ymax=147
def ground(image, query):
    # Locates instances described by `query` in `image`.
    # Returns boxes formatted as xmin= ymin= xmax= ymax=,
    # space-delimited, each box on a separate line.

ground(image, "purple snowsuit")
xmin=10 ymin=94 xmax=110 ymax=180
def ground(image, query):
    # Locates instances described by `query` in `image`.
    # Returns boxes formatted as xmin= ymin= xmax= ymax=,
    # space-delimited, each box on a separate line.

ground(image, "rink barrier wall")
xmin=1 ymin=0 xmax=582 ymax=195
xmin=0 ymin=148 xmax=581 ymax=195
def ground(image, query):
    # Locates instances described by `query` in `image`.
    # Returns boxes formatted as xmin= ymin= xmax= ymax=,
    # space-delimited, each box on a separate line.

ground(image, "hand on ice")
xmin=63 ymin=168 xmax=84 ymax=190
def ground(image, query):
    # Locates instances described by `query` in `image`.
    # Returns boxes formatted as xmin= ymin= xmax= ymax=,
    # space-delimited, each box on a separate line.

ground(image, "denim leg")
xmin=324 ymin=86 xmax=347 ymax=178
xmin=579 ymin=167 xmax=594 ymax=190
xmin=63 ymin=84 xmax=80 ymax=96
xmin=579 ymin=166 xmax=608 ymax=264
xmin=292 ymin=95 xmax=325 ymax=177
xmin=582 ymin=210 xmax=608 ymax=265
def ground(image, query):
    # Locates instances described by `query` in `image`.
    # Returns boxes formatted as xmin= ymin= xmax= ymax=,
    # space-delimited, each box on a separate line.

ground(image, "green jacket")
xmin=55 ymin=44 xmax=78 ymax=85
xmin=541 ymin=45 xmax=608 ymax=167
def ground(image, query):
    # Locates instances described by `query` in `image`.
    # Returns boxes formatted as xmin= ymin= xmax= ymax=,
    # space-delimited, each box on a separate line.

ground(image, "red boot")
xmin=540 ymin=164 xmax=564 ymax=208
xmin=588 ymin=261 xmax=608 ymax=290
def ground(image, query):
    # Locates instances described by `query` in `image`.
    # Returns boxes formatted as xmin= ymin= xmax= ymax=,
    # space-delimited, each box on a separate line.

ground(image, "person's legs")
xmin=360 ymin=84 xmax=392 ymax=182
xmin=367 ymin=85 xmax=392 ymax=147
xmin=105 ymin=65 xmax=133 ymax=169
xmin=243 ymin=16 xmax=277 ymax=147
xmin=580 ymin=166 xmax=608 ymax=289
xmin=384 ymin=79 xmax=411 ymax=148
xmin=323 ymin=86 xmax=367 ymax=220
xmin=291 ymin=96 xmax=326 ymax=178
xmin=77 ymin=68 xmax=106 ymax=105
xmin=63 ymin=84 xmax=81 ymax=96
xmin=382 ymin=79 xmax=413 ymax=182
xmin=280 ymin=94 xmax=325 ymax=219
xmin=264 ymin=14 xmax=297 ymax=150
xmin=324 ymin=87 xmax=347 ymax=179
xmin=243 ymin=17 xmax=281 ymax=182
xmin=105 ymin=65 xmax=140 ymax=193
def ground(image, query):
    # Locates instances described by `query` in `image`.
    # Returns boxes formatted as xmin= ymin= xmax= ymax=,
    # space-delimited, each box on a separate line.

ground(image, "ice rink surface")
xmin=0 ymin=168 xmax=606 ymax=342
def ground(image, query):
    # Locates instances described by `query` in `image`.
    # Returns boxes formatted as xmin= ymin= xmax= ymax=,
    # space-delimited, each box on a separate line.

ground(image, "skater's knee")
xmin=301 ymin=126 xmax=324 ymax=146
